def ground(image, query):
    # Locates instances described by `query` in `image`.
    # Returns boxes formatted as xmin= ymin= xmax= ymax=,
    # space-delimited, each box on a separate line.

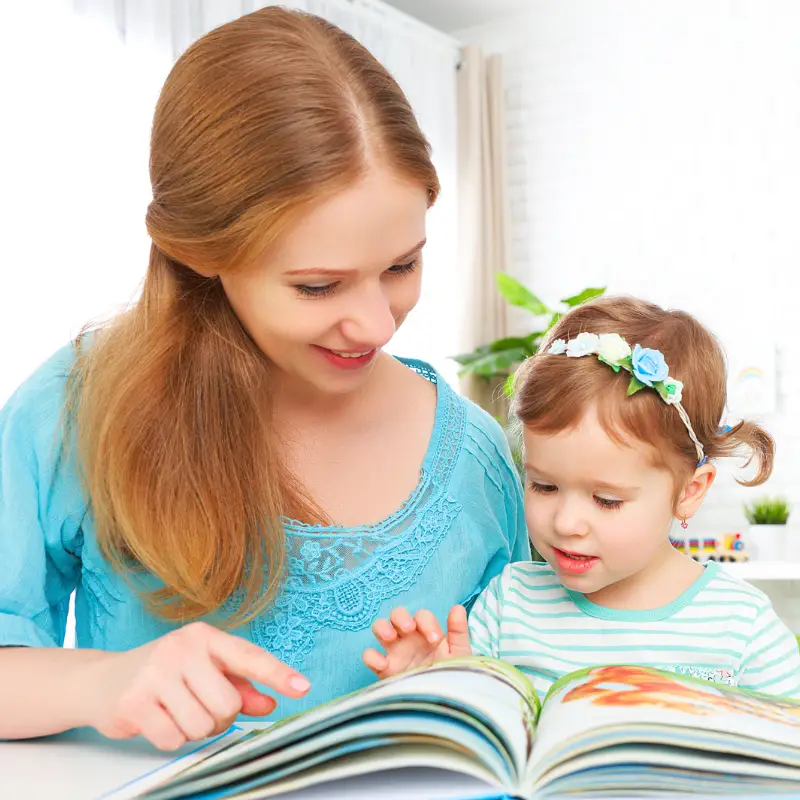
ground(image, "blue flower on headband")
xmin=631 ymin=344 xmax=669 ymax=387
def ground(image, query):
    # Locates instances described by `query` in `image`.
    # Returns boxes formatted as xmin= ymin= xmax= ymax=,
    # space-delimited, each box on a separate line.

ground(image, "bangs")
xmin=513 ymin=353 xmax=696 ymax=501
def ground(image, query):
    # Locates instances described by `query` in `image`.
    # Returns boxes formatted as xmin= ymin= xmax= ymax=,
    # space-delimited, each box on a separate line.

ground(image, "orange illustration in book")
xmin=562 ymin=666 xmax=800 ymax=726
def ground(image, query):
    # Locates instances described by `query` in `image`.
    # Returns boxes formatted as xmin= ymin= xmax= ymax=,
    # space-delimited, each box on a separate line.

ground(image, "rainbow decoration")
xmin=735 ymin=366 xmax=764 ymax=384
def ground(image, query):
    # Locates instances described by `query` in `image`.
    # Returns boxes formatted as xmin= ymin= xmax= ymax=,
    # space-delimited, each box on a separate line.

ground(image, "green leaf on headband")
xmin=598 ymin=355 xmax=621 ymax=372
xmin=503 ymin=372 xmax=517 ymax=397
xmin=627 ymin=375 xmax=646 ymax=396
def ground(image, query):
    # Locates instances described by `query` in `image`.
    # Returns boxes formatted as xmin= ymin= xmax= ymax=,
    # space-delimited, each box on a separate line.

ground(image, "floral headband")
xmin=546 ymin=332 xmax=708 ymax=466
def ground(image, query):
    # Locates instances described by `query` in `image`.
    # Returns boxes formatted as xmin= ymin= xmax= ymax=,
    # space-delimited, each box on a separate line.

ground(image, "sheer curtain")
xmin=456 ymin=44 xmax=512 ymax=412
xmin=1 ymin=0 xmax=461 ymax=405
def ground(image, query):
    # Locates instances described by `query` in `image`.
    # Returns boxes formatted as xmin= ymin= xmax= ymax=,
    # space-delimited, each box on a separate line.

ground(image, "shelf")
xmin=719 ymin=562 xmax=800 ymax=581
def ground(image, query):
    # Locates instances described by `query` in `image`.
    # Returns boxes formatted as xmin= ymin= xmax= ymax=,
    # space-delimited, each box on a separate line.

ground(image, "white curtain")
xmin=0 ymin=0 xmax=461 ymax=405
xmin=456 ymin=44 xmax=512 ymax=412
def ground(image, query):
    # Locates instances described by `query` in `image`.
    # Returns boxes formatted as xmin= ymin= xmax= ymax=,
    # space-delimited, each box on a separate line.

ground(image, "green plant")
xmin=452 ymin=274 xmax=605 ymax=393
xmin=744 ymin=497 xmax=790 ymax=526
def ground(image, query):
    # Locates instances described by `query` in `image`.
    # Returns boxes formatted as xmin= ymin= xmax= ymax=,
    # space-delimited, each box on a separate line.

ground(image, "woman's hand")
xmin=83 ymin=622 xmax=310 ymax=750
xmin=362 ymin=605 xmax=472 ymax=679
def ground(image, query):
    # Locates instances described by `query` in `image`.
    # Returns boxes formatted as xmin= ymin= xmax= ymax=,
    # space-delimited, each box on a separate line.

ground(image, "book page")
xmin=538 ymin=741 xmax=800 ymax=796
xmin=138 ymin=658 xmax=537 ymax=800
xmin=137 ymin=711 xmax=512 ymax=800
xmin=203 ymin=746 xmax=507 ymax=800
xmin=527 ymin=665 xmax=800 ymax=792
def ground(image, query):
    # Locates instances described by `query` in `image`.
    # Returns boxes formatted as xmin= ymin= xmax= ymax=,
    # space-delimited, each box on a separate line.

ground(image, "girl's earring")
xmin=681 ymin=518 xmax=689 ymax=530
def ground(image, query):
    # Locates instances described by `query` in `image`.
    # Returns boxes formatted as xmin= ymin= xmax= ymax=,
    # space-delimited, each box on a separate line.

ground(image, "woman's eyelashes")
xmin=294 ymin=258 xmax=420 ymax=299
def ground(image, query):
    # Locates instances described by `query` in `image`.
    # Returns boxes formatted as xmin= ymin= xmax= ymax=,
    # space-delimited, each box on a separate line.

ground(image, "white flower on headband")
xmin=566 ymin=332 xmax=601 ymax=358
xmin=658 ymin=377 xmax=683 ymax=406
xmin=597 ymin=333 xmax=631 ymax=368
xmin=548 ymin=338 xmax=567 ymax=355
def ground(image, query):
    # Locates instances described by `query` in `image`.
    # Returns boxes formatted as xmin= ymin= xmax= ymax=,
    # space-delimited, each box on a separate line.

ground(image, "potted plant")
xmin=743 ymin=497 xmax=790 ymax=561
xmin=451 ymin=274 xmax=605 ymax=419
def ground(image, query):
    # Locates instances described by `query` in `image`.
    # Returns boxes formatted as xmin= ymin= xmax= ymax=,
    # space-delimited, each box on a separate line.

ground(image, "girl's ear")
xmin=675 ymin=463 xmax=716 ymax=521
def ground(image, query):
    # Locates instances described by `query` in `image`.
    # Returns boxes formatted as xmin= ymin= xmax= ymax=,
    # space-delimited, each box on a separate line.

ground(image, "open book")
xmin=129 ymin=658 xmax=800 ymax=799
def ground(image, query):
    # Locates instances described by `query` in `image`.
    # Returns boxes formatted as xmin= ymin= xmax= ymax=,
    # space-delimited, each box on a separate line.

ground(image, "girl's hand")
xmin=362 ymin=605 xmax=472 ymax=679
xmin=83 ymin=622 xmax=310 ymax=750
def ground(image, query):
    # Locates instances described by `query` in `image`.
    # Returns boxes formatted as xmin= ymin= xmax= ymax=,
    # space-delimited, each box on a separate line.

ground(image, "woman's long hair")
xmin=67 ymin=7 xmax=440 ymax=625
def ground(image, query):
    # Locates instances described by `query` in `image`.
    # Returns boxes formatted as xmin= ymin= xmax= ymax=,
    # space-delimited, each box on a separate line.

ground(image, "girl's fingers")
xmin=414 ymin=609 xmax=445 ymax=645
xmin=447 ymin=605 xmax=472 ymax=656
xmin=362 ymin=648 xmax=389 ymax=674
xmin=389 ymin=607 xmax=416 ymax=635
xmin=372 ymin=618 xmax=398 ymax=647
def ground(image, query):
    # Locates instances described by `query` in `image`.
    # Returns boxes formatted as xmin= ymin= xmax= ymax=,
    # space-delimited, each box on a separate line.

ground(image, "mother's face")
xmin=220 ymin=166 xmax=429 ymax=397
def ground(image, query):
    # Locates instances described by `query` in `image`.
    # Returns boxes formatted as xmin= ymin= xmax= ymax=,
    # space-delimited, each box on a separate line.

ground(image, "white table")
xmin=0 ymin=724 xmax=501 ymax=800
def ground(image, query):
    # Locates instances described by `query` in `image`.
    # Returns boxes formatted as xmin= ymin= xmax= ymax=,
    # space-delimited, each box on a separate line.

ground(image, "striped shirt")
xmin=468 ymin=560 xmax=800 ymax=699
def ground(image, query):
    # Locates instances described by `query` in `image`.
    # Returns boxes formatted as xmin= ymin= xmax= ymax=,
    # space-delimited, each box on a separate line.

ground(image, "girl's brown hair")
xmin=67 ymin=7 xmax=440 ymax=624
xmin=512 ymin=296 xmax=774 ymax=499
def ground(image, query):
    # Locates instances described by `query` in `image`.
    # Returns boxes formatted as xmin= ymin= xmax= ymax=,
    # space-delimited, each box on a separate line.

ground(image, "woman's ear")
xmin=675 ymin=463 xmax=716 ymax=521
xmin=189 ymin=264 xmax=219 ymax=278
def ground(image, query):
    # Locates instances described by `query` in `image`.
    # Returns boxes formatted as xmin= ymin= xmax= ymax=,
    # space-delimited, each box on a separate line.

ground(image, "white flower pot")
xmin=783 ymin=523 xmax=800 ymax=562
xmin=746 ymin=525 xmax=787 ymax=561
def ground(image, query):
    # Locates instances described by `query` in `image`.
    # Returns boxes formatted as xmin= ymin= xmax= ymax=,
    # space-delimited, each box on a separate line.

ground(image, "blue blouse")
xmin=0 ymin=343 xmax=530 ymax=721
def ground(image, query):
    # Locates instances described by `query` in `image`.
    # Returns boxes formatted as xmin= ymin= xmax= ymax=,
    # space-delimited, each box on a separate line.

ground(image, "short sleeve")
xmin=468 ymin=569 xmax=508 ymax=659
xmin=469 ymin=564 xmax=514 ymax=658
xmin=737 ymin=601 xmax=800 ymax=698
xmin=0 ymin=344 xmax=84 ymax=648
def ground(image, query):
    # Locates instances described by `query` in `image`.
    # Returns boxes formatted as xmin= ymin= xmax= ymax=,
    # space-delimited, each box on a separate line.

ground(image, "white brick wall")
xmin=454 ymin=1 xmax=800 ymax=625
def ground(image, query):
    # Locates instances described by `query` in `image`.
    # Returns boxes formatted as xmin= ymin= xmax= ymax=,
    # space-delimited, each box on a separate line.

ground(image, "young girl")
xmin=363 ymin=295 xmax=800 ymax=698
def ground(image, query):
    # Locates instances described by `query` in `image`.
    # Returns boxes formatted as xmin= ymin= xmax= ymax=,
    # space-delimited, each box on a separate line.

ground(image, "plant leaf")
xmin=489 ymin=336 xmax=531 ymax=353
xmin=744 ymin=497 xmax=790 ymax=525
xmin=495 ymin=273 xmax=550 ymax=316
xmin=450 ymin=344 xmax=494 ymax=365
xmin=523 ymin=332 xmax=545 ymax=355
xmin=560 ymin=287 xmax=606 ymax=308
xmin=503 ymin=372 xmax=517 ymax=397
xmin=456 ymin=346 xmax=528 ymax=377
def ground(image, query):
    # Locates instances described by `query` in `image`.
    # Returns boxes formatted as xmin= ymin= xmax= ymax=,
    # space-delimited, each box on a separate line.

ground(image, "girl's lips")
xmin=552 ymin=547 xmax=599 ymax=575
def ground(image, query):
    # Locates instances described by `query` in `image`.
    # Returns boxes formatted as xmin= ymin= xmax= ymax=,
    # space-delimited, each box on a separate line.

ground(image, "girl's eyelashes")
xmin=385 ymin=258 xmax=419 ymax=276
xmin=528 ymin=481 xmax=623 ymax=511
xmin=594 ymin=496 xmax=623 ymax=510
xmin=294 ymin=258 xmax=420 ymax=299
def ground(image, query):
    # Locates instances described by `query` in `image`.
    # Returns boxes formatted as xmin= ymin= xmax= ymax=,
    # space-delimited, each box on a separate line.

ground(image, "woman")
xmin=0 ymin=7 xmax=529 ymax=750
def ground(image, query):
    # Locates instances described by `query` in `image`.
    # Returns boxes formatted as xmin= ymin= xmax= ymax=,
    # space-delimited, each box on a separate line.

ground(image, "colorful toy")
xmin=670 ymin=532 xmax=747 ymax=563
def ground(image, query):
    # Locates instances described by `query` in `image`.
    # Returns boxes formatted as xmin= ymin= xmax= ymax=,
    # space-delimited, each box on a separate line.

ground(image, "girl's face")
xmin=219 ymin=166 xmax=429 ymax=399
xmin=523 ymin=403 xmax=712 ymax=603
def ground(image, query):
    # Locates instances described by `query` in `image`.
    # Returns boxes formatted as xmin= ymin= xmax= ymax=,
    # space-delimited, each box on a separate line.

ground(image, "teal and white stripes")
xmin=468 ymin=561 xmax=800 ymax=699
